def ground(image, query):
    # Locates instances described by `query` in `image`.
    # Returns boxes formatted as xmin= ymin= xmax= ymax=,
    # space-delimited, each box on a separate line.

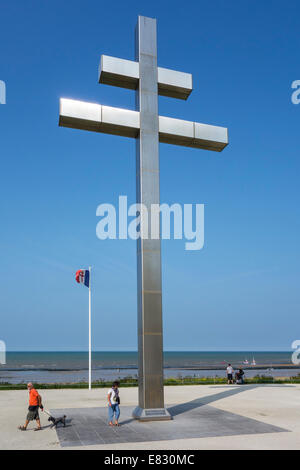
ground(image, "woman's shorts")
xmin=227 ymin=374 xmax=233 ymax=380
xmin=27 ymin=407 xmax=39 ymax=421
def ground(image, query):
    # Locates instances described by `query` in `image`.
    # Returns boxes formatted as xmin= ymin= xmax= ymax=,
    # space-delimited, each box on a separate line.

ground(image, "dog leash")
xmin=43 ymin=408 xmax=52 ymax=417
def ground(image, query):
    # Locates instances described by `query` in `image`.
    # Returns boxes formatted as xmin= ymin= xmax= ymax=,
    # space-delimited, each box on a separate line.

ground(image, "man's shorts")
xmin=227 ymin=374 xmax=233 ymax=381
xmin=27 ymin=406 xmax=39 ymax=421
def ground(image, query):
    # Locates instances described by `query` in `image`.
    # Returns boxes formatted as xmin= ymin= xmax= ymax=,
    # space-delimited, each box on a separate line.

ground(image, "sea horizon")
xmin=4 ymin=349 xmax=292 ymax=353
xmin=0 ymin=350 xmax=297 ymax=384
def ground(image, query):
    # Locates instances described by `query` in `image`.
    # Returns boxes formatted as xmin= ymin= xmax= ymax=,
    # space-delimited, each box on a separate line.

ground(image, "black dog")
xmin=48 ymin=414 xmax=67 ymax=428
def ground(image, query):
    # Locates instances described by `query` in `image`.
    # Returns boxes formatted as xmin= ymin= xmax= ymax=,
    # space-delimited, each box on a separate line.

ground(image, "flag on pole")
xmin=75 ymin=267 xmax=92 ymax=390
xmin=75 ymin=269 xmax=90 ymax=288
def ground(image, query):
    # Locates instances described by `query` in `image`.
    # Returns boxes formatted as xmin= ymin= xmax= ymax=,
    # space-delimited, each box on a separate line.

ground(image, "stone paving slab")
xmin=51 ymin=402 xmax=288 ymax=448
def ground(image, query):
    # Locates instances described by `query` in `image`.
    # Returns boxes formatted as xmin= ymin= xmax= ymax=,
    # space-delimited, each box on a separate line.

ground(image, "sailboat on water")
xmin=243 ymin=359 xmax=249 ymax=365
xmin=251 ymin=357 xmax=256 ymax=366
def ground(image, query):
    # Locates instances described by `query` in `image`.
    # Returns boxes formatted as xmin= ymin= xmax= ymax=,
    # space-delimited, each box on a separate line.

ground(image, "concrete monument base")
xmin=132 ymin=406 xmax=172 ymax=422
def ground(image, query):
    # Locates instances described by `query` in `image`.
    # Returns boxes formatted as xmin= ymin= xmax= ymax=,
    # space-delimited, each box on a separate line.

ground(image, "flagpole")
xmin=89 ymin=266 xmax=92 ymax=391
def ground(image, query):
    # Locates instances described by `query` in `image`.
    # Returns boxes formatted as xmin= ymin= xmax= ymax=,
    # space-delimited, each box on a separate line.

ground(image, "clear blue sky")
xmin=1 ymin=0 xmax=299 ymax=351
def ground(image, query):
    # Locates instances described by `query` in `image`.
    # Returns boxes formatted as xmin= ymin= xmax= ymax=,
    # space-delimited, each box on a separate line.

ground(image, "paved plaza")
xmin=1 ymin=384 xmax=300 ymax=450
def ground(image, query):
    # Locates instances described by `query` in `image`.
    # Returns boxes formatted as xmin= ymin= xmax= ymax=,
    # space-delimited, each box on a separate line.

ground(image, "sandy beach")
xmin=1 ymin=384 xmax=300 ymax=450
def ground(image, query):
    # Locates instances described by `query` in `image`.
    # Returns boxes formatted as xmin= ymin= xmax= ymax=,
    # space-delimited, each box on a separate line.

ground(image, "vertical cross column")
xmin=133 ymin=16 xmax=171 ymax=421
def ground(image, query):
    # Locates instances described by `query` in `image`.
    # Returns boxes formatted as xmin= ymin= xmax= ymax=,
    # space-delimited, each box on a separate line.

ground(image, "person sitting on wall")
xmin=235 ymin=368 xmax=245 ymax=384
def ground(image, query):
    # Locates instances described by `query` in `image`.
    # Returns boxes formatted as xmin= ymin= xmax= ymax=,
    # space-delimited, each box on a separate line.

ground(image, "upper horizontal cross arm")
xmin=99 ymin=55 xmax=193 ymax=100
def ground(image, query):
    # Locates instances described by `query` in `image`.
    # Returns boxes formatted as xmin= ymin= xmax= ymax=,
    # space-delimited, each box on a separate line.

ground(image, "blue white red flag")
xmin=75 ymin=269 xmax=90 ymax=288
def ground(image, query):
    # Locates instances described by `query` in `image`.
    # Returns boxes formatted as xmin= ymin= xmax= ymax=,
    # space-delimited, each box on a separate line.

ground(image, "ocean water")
xmin=0 ymin=351 xmax=297 ymax=384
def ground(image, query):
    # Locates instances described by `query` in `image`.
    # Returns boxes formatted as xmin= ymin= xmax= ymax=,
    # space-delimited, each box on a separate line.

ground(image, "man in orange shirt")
xmin=18 ymin=383 xmax=44 ymax=431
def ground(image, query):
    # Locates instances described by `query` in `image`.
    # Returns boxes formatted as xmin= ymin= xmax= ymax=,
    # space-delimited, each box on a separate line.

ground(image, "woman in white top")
xmin=107 ymin=381 xmax=120 ymax=426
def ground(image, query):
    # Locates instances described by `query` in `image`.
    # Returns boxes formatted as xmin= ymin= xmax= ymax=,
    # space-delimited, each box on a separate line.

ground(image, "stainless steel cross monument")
xmin=59 ymin=15 xmax=228 ymax=421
